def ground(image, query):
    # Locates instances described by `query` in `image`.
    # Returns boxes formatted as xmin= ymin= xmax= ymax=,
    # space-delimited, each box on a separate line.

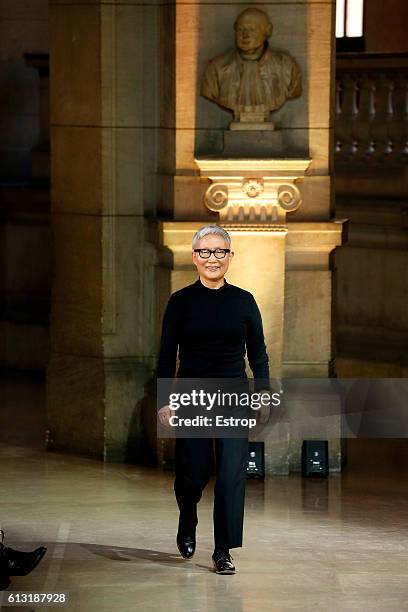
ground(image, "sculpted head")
xmin=234 ymin=8 xmax=273 ymax=55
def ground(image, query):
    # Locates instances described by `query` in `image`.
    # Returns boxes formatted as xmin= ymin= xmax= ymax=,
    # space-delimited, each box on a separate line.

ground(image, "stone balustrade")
xmin=335 ymin=53 xmax=408 ymax=163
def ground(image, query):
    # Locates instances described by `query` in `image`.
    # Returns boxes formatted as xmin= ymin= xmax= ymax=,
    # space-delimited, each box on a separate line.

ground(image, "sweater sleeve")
xmin=246 ymin=295 xmax=270 ymax=389
xmin=156 ymin=293 xmax=181 ymax=379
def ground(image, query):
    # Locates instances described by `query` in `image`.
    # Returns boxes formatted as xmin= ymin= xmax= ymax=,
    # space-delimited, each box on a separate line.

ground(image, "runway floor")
xmin=1 ymin=374 xmax=408 ymax=611
xmin=1 ymin=441 xmax=408 ymax=612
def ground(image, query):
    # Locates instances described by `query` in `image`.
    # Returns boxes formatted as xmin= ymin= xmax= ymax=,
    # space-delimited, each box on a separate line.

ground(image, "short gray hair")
xmin=192 ymin=225 xmax=231 ymax=248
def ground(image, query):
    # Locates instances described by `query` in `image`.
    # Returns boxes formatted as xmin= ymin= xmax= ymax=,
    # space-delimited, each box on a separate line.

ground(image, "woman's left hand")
xmin=252 ymin=389 xmax=272 ymax=425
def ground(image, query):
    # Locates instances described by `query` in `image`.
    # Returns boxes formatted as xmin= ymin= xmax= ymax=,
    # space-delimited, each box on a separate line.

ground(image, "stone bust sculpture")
xmin=201 ymin=8 xmax=302 ymax=129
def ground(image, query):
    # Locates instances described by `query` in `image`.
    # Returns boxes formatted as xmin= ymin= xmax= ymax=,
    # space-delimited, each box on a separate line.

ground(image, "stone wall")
xmin=0 ymin=1 xmax=50 ymax=372
xmin=334 ymin=54 xmax=408 ymax=378
xmin=0 ymin=0 xmax=48 ymax=178
xmin=47 ymin=0 xmax=163 ymax=461
xmin=364 ymin=0 xmax=408 ymax=54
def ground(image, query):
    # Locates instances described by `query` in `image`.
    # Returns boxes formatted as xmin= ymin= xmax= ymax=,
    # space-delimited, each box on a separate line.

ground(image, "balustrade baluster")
xmin=353 ymin=74 xmax=376 ymax=158
xmin=335 ymin=55 xmax=408 ymax=165
xmin=335 ymin=74 xmax=359 ymax=159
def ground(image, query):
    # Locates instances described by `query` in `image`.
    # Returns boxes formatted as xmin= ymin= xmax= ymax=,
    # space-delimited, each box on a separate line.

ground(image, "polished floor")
xmin=1 ymin=375 xmax=408 ymax=611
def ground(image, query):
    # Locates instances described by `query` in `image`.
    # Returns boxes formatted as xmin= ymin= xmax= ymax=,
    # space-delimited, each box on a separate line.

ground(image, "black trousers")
xmin=174 ymin=437 xmax=248 ymax=550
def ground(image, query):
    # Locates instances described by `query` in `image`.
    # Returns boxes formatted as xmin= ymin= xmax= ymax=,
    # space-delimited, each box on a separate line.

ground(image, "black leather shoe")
xmin=0 ymin=530 xmax=47 ymax=577
xmin=4 ymin=546 xmax=47 ymax=576
xmin=212 ymin=550 xmax=235 ymax=574
xmin=176 ymin=533 xmax=196 ymax=559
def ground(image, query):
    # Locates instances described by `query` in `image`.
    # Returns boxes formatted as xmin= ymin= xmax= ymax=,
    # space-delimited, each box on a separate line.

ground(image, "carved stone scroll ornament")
xmin=278 ymin=184 xmax=301 ymax=211
xmin=205 ymin=184 xmax=229 ymax=211
xmin=203 ymin=178 xmax=302 ymax=223
xmin=197 ymin=158 xmax=311 ymax=224
xmin=200 ymin=8 xmax=302 ymax=130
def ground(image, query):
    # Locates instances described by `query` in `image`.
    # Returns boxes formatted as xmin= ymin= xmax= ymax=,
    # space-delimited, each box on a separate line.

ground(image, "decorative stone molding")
xmin=195 ymin=158 xmax=311 ymax=223
xmin=243 ymin=178 xmax=264 ymax=198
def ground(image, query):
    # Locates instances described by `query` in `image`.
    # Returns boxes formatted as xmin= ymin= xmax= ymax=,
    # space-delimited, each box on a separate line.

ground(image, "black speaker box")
xmin=301 ymin=440 xmax=329 ymax=477
xmin=247 ymin=441 xmax=264 ymax=478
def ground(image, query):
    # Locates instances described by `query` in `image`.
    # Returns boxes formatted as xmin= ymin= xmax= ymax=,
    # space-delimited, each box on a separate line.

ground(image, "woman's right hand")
xmin=158 ymin=405 xmax=173 ymax=427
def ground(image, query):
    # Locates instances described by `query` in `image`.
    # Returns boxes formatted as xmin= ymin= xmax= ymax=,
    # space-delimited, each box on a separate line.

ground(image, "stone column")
xmin=47 ymin=1 xmax=160 ymax=461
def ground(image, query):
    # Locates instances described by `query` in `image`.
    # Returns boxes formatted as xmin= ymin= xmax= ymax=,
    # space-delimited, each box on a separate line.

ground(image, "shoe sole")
xmin=213 ymin=564 xmax=235 ymax=575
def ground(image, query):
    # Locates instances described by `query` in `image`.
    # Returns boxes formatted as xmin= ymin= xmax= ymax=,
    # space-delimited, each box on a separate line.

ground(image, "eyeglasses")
xmin=193 ymin=248 xmax=231 ymax=259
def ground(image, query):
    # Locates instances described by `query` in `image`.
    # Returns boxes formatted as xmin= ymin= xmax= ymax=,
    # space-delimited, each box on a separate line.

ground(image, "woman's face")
xmin=192 ymin=234 xmax=234 ymax=284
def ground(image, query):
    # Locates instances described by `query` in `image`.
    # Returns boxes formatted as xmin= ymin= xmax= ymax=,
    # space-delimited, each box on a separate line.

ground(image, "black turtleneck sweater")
xmin=157 ymin=278 xmax=269 ymax=381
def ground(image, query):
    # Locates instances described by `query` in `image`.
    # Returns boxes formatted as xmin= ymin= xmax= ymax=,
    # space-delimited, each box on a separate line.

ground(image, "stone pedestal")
xmin=223 ymin=131 xmax=283 ymax=157
xmin=230 ymin=120 xmax=275 ymax=132
xmin=159 ymin=154 xmax=344 ymax=474
xmin=159 ymin=216 xmax=344 ymax=474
